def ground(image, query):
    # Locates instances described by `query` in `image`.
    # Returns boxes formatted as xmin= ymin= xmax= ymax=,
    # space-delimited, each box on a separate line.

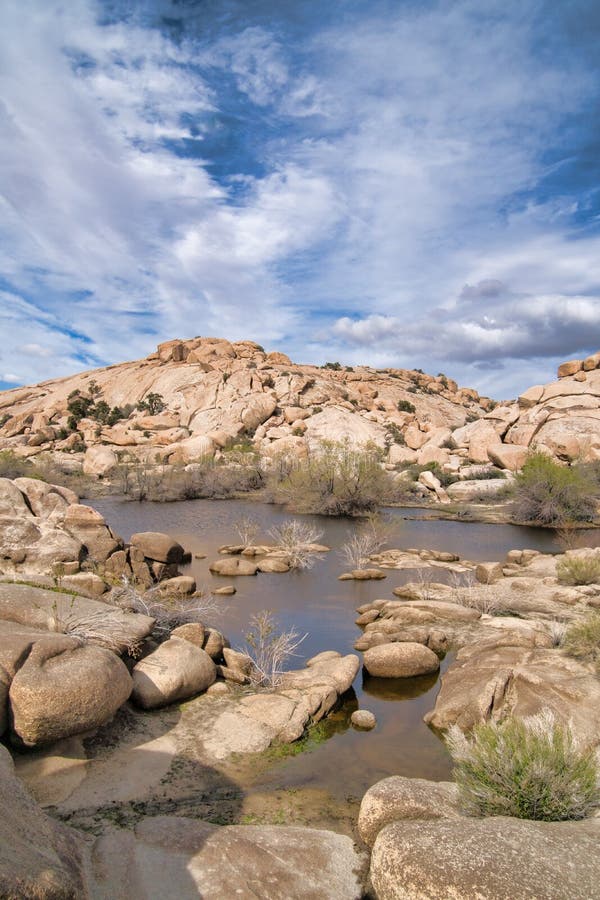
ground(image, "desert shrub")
xmin=384 ymin=422 xmax=406 ymax=446
xmin=468 ymin=467 xmax=506 ymax=481
xmin=242 ymin=610 xmax=307 ymax=688
xmin=113 ymin=578 xmax=221 ymax=641
xmin=234 ymin=515 xmax=260 ymax=548
xmin=447 ymin=710 xmax=600 ymax=821
xmin=563 ymin=613 xmax=600 ymax=672
xmin=339 ymin=513 xmax=392 ymax=569
xmin=397 ymin=399 xmax=416 ymax=413
xmin=270 ymin=440 xmax=394 ymax=516
xmin=511 ymin=452 xmax=598 ymax=526
xmin=137 ymin=392 xmax=166 ymax=416
xmin=0 ymin=450 xmax=35 ymax=479
xmin=268 ymin=519 xmax=324 ymax=570
xmin=556 ymin=555 xmax=600 ymax=586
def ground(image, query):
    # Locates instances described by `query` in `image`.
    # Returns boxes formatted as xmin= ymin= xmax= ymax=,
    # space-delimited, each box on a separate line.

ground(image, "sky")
xmin=1 ymin=0 xmax=600 ymax=399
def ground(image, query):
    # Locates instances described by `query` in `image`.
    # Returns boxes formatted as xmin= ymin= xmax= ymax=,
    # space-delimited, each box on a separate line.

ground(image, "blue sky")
xmin=1 ymin=0 xmax=599 ymax=397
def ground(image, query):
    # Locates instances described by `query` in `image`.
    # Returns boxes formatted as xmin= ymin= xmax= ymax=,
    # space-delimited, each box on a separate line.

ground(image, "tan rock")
xmin=475 ymin=561 xmax=504 ymax=584
xmin=487 ymin=444 xmax=528 ymax=470
xmin=209 ymin=557 xmax=258 ymax=576
xmin=557 ymin=358 xmax=583 ymax=377
xmin=131 ymin=638 xmax=216 ymax=708
xmin=358 ymin=776 xmax=461 ymax=847
xmin=82 ymin=445 xmax=118 ymax=476
xmin=130 ymin=531 xmax=185 ymax=564
xmin=363 ymin=642 xmax=440 ymax=678
xmin=9 ymin=635 xmax=132 ymax=746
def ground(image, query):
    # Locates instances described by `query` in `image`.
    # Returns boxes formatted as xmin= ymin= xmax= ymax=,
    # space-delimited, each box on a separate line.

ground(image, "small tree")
xmin=511 ymin=452 xmax=598 ymax=526
xmin=138 ymin=392 xmax=166 ymax=416
xmin=447 ymin=710 xmax=600 ymax=821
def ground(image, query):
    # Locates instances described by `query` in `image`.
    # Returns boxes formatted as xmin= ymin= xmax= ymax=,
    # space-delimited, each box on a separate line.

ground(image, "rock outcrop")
xmin=0 ymin=336 xmax=489 ymax=475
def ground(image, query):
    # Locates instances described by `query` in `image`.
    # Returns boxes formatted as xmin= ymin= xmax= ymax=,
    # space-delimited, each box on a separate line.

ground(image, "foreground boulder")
xmin=358 ymin=776 xmax=461 ymax=848
xmin=89 ymin=817 xmax=368 ymax=899
xmin=132 ymin=637 xmax=216 ymax=709
xmin=0 ymin=744 xmax=86 ymax=898
xmin=370 ymin=816 xmax=600 ymax=900
xmin=9 ymin=633 xmax=132 ymax=747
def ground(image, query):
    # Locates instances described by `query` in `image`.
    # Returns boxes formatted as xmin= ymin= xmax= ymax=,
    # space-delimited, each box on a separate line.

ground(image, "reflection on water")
xmin=90 ymin=497 xmax=562 ymax=788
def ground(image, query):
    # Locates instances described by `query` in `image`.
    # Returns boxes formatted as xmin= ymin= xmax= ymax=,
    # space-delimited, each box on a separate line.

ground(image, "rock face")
xmin=370 ymin=816 xmax=600 ymax=900
xmin=424 ymin=643 xmax=600 ymax=748
xmin=0 ymin=336 xmax=489 ymax=477
xmin=358 ymin=776 xmax=461 ymax=847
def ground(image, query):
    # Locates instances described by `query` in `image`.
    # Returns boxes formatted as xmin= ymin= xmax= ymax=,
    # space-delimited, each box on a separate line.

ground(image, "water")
xmin=90 ymin=498 xmax=562 ymax=794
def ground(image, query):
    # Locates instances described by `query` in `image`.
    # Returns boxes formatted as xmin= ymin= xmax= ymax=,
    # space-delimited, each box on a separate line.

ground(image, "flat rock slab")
xmin=89 ymin=818 xmax=368 ymax=900
xmin=370 ymin=816 xmax=600 ymax=900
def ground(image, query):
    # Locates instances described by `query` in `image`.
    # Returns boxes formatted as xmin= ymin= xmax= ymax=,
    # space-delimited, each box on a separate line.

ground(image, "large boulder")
xmin=130 ymin=531 xmax=185 ymax=564
xmin=82 ymin=445 xmax=118 ymax=476
xmin=9 ymin=634 xmax=132 ymax=747
xmin=358 ymin=776 xmax=461 ymax=847
xmin=424 ymin=644 xmax=600 ymax=748
xmin=363 ymin=642 xmax=440 ymax=678
xmin=0 ymin=744 xmax=86 ymax=898
xmin=370 ymin=816 xmax=600 ymax=900
xmin=131 ymin=638 xmax=216 ymax=709
xmin=0 ymin=583 xmax=155 ymax=655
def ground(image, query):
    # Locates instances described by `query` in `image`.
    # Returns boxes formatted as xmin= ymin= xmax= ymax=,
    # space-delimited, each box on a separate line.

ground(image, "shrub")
xmin=242 ymin=610 xmax=307 ymax=688
xmin=384 ymin=422 xmax=406 ymax=446
xmin=447 ymin=710 xmax=600 ymax=821
xmin=270 ymin=440 xmax=393 ymax=516
xmin=339 ymin=514 xmax=391 ymax=569
xmin=323 ymin=361 xmax=342 ymax=370
xmin=268 ymin=519 xmax=324 ymax=570
xmin=137 ymin=392 xmax=166 ymax=416
xmin=556 ymin=555 xmax=600 ymax=586
xmin=0 ymin=450 xmax=35 ymax=479
xmin=563 ymin=613 xmax=600 ymax=672
xmin=511 ymin=452 xmax=598 ymax=526
xmin=397 ymin=399 xmax=416 ymax=413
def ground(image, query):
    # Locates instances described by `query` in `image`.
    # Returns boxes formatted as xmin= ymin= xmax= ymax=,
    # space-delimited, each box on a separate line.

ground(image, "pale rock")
xmin=388 ymin=444 xmax=417 ymax=465
xmin=488 ymin=444 xmax=528 ymax=470
xmin=370 ymin=816 xmax=600 ymax=900
xmin=475 ymin=561 xmax=504 ymax=584
xmin=363 ymin=642 xmax=440 ymax=678
xmin=209 ymin=557 xmax=258 ymax=576
xmin=130 ymin=531 xmax=184 ymax=564
xmin=83 ymin=445 xmax=118 ymax=476
xmin=131 ymin=638 xmax=216 ymax=709
xmin=404 ymin=425 xmax=428 ymax=450
xmin=350 ymin=709 xmax=377 ymax=730
xmin=358 ymin=776 xmax=461 ymax=847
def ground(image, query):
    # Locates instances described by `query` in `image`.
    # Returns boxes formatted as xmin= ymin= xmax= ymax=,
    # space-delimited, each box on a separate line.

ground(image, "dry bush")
xmin=451 ymin=577 xmax=505 ymax=615
xmin=547 ymin=619 xmax=568 ymax=647
xmin=563 ymin=613 xmax=600 ymax=672
xmin=556 ymin=554 xmax=600 ymax=586
xmin=268 ymin=519 xmax=324 ymax=570
xmin=234 ymin=515 xmax=260 ymax=548
xmin=447 ymin=710 xmax=600 ymax=821
xmin=242 ymin=610 xmax=307 ymax=688
xmin=113 ymin=577 xmax=222 ymax=640
xmin=48 ymin=599 xmax=143 ymax=656
xmin=339 ymin=513 xmax=393 ymax=569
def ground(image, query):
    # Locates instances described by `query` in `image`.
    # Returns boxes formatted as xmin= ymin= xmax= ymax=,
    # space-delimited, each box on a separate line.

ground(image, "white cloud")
xmin=0 ymin=0 xmax=599 ymax=397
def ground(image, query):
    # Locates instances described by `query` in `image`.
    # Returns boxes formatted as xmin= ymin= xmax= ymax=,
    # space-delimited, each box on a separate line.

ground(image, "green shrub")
xmin=397 ymin=399 xmax=416 ymax=413
xmin=0 ymin=450 xmax=34 ymax=479
xmin=556 ymin=555 xmax=600 ymax=586
xmin=137 ymin=392 xmax=166 ymax=416
xmin=270 ymin=440 xmax=393 ymax=516
xmin=447 ymin=711 xmax=600 ymax=821
xmin=511 ymin=452 xmax=598 ymax=526
xmin=323 ymin=361 xmax=342 ymax=371
xmin=563 ymin=613 xmax=600 ymax=672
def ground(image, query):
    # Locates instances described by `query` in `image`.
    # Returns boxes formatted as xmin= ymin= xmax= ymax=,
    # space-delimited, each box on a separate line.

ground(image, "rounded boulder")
xmin=363 ymin=642 xmax=440 ymax=678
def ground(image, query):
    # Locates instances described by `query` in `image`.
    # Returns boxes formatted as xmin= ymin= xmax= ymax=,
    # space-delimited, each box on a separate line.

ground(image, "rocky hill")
xmin=449 ymin=351 xmax=600 ymax=471
xmin=0 ymin=338 xmax=598 ymax=489
xmin=0 ymin=336 xmax=491 ymax=475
